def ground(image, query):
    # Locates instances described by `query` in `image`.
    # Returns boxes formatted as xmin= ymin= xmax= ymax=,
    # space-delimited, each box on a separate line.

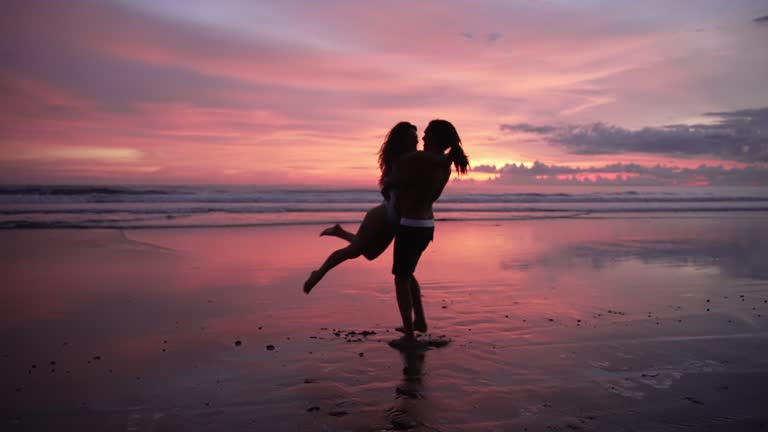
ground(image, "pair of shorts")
xmin=392 ymin=219 xmax=434 ymax=277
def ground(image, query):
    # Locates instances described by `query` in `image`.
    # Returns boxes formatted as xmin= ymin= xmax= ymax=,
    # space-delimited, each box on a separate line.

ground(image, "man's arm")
xmin=382 ymin=152 xmax=429 ymax=191
xmin=431 ymin=163 xmax=451 ymax=203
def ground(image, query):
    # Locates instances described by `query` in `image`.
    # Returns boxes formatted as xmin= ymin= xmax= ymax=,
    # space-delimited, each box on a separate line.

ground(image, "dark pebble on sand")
xmin=358 ymin=352 xmax=364 ymax=357
xmin=328 ymin=410 xmax=348 ymax=417
xmin=31 ymin=364 xmax=37 ymax=369
xmin=306 ymin=406 xmax=320 ymax=412
xmin=204 ymin=402 xmax=210 ymax=407
xmin=234 ymin=340 xmax=242 ymax=347
xmin=304 ymin=378 xmax=315 ymax=384
xmin=441 ymin=305 xmax=447 ymax=309
xmin=162 ymin=348 xmax=166 ymax=352
xmin=707 ymin=308 xmax=710 ymax=312
xmin=266 ymin=345 xmax=275 ymax=351
xmin=93 ymin=356 xmax=101 ymax=361
xmin=706 ymin=299 xmax=710 ymax=303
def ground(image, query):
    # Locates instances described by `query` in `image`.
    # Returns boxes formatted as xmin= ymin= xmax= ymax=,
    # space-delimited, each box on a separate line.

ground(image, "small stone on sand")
xmin=266 ymin=344 xmax=275 ymax=351
xmin=234 ymin=340 xmax=242 ymax=347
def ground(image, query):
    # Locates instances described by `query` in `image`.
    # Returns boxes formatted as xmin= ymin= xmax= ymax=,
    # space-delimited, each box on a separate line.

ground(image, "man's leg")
xmin=395 ymin=275 xmax=415 ymax=340
xmin=410 ymin=276 xmax=427 ymax=333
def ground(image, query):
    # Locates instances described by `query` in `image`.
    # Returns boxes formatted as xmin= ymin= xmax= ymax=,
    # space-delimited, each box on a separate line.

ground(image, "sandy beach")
xmin=2 ymin=215 xmax=768 ymax=431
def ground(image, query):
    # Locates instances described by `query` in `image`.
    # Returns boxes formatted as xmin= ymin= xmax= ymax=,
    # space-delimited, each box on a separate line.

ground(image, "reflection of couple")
xmin=304 ymin=119 xmax=469 ymax=346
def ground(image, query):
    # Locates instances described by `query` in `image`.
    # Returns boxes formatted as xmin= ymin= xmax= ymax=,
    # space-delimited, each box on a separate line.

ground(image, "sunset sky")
xmin=1 ymin=0 xmax=767 ymax=187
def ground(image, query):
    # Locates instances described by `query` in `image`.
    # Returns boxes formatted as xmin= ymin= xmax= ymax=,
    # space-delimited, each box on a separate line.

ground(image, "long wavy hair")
xmin=424 ymin=119 xmax=469 ymax=175
xmin=377 ymin=122 xmax=418 ymax=186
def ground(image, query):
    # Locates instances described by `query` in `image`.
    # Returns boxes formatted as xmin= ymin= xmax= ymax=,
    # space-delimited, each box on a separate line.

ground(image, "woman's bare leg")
xmin=320 ymin=224 xmax=355 ymax=243
xmin=304 ymin=204 xmax=393 ymax=294
xmin=356 ymin=204 xmax=395 ymax=261
xmin=303 ymin=243 xmax=362 ymax=294
xmin=321 ymin=206 xmax=394 ymax=260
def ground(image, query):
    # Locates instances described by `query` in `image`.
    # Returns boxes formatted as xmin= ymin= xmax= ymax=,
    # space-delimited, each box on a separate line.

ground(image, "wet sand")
xmin=1 ymin=215 xmax=768 ymax=431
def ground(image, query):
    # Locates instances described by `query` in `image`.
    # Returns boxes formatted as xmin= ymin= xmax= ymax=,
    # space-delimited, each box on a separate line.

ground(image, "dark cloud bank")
xmin=488 ymin=107 xmax=768 ymax=186
xmin=501 ymin=107 xmax=768 ymax=163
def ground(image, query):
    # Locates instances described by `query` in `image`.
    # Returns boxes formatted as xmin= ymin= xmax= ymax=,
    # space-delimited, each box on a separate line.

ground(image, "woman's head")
xmin=378 ymin=121 xmax=418 ymax=185
xmin=424 ymin=119 xmax=469 ymax=175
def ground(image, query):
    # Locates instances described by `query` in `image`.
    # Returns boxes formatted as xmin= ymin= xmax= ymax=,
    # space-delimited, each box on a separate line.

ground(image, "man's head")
xmin=424 ymin=119 xmax=470 ymax=175
xmin=423 ymin=119 xmax=460 ymax=153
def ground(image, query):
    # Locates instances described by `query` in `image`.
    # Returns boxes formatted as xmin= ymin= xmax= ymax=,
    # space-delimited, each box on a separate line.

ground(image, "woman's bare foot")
xmin=320 ymin=224 xmax=343 ymax=237
xmin=303 ymin=270 xmax=322 ymax=294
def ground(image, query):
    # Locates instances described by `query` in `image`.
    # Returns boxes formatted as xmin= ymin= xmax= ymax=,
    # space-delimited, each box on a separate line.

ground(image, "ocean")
xmin=1 ymin=184 xmax=767 ymax=229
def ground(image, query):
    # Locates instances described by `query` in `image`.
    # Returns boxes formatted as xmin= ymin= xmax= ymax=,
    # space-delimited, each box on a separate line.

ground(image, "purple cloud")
xmin=501 ymin=107 xmax=768 ymax=162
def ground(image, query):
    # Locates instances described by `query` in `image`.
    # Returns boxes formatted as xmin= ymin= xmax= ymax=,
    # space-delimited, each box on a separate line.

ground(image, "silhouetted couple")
xmin=304 ymin=120 xmax=469 ymax=347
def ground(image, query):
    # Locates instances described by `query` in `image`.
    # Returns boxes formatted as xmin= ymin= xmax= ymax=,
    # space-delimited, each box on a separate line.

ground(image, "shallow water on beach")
xmin=1 ymin=215 xmax=768 ymax=431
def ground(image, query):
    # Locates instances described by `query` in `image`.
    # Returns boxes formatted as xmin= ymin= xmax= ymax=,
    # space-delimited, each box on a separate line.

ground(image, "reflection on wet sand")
xmin=388 ymin=348 xmax=427 ymax=431
xmin=503 ymin=237 xmax=768 ymax=280
xmin=2 ymin=217 xmax=767 ymax=431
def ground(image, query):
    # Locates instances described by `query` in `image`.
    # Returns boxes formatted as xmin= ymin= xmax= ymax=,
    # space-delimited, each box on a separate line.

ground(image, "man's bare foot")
xmin=414 ymin=318 xmax=428 ymax=333
xmin=320 ymin=224 xmax=342 ymax=237
xmin=395 ymin=320 xmax=427 ymax=334
xmin=303 ymin=270 xmax=322 ymax=294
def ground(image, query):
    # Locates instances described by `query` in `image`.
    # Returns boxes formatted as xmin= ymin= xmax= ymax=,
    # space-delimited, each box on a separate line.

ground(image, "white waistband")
xmin=400 ymin=218 xmax=435 ymax=227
